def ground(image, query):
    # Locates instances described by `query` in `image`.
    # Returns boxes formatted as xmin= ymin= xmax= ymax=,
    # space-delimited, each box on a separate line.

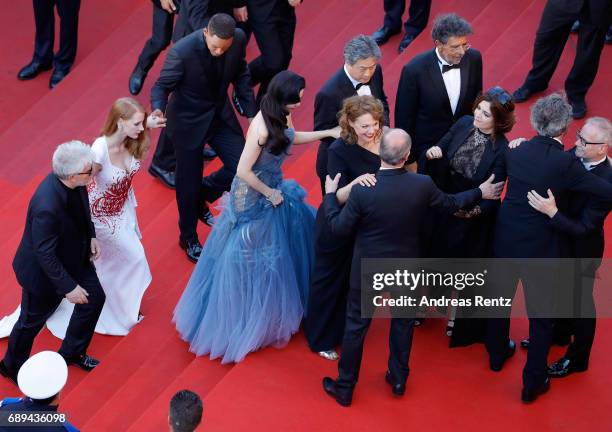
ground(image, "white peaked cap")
xmin=17 ymin=351 xmax=68 ymax=400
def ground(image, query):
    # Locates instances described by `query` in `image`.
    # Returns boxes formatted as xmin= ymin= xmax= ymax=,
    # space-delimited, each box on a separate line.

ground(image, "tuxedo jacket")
xmin=494 ymin=136 xmax=612 ymax=258
xmin=395 ymin=48 xmax=482 ymax=157
xmin=551 ymin=149 xmax=612 ymax=259
xmin=151 ymin=29 xmax=256 ymax=150
xmin=12 ymin=174 xmax=95 ymax=296
xmin=324 ymin=168 xmax=481 ymax=290
xmin=314 ymin=64 xmax=390 ymax=178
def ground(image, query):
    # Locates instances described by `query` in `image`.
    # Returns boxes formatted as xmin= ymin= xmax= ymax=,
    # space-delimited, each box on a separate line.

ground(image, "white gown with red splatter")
xmin=45 ymin=136 xmax=152 ymax=337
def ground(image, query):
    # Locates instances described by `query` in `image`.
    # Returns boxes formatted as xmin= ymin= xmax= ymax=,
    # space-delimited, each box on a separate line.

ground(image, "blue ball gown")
xmin=173 ymin=129 xmax=315 ymax=363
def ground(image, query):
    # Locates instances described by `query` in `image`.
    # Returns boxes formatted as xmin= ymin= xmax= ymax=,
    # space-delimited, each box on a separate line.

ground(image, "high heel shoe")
xmin=446 ymin=320 xmax=455 ymax=336
xmin=318 ymin=350 xmax=339 ymax=361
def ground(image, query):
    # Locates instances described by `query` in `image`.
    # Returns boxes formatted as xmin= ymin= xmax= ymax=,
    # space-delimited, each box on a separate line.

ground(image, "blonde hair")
xmin=100 ymin=97 xmax=150 ymax=160
xmin=338 ymin=95 xmax=384 ymax=145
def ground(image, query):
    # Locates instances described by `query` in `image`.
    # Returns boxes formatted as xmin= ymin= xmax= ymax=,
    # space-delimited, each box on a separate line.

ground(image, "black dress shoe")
xmin=49 ymin=69 xmax=69 ymax=89
xmin=0 ymin=360 xmax=18 ymax=385
xmin=203 ymin=146 xmax=218 ymax=161
xmin=521 ymin=378 xmax=550 ymax=403
xmin=372 ymin=26 xmax=400 ymax=45
xmin=520 ymin=338 xmax=530 ymax=349
xmin=148 ymin=164 xmax=176 ymax=189
xmin=398 ymin=34 xmax=415 ymax=53
xmin=322 ymin=377 xmax=352 ymax=407
xmin=571 ymin=20 xmax=580 ymax=33
xmin=547 ymin=357 xmax=588 ymax=378
xmin=570 ymin=99 xmax=587 ymax=119
xmin=385 ymin=371 xmax=405 ymax=396
xmin=512 ymin=86 xmax=536 ymax=103
xmin=63 ymin=354 xmax=100 ymax=372
xmin=232 ymin=89 xmax=245 ymax=116
xmin=128 ymin=66 xmax=147 ymax=96
xmin=17 ymin=60 xmax=52 ymax=80
xmin=490 ymin=340 xmax=516 ymax=372
xmin=179 ymin=238 xmax=203 ymax=263
xmin=199 ymin=205 xmax=216 ymax=227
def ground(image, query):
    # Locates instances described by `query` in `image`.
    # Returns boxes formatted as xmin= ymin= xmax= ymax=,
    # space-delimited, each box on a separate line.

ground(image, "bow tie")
xmin=355 ymin=81 xmax=371 ymax=90
xmin=441 ymin=64 xmax=460 ymax=73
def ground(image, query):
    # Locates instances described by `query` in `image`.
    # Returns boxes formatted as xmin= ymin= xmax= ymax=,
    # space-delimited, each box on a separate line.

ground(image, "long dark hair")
xmin=260 ymin=71 xmax=305 ymax=155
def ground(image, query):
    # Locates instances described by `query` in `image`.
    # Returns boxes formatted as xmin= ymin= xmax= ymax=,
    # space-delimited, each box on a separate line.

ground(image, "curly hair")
xmin=338 ymin=95 xmax=385 ymax=145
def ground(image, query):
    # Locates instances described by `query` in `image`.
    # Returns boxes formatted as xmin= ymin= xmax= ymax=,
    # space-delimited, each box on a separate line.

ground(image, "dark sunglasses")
xmin=487 ymin=86 xmax=512 ymax=106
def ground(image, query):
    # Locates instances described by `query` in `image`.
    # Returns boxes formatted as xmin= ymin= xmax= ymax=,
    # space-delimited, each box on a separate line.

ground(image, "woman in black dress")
xmin=304 ymin=95 xmax=384 ymax=359
xmin=421 ymin=87 xmax=516 ymax=347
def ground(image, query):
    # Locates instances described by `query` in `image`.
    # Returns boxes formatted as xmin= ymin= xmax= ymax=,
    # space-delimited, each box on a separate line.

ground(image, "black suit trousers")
xmin=152 ymin=128 xmax=176 ymax=172
xmin=383 ymin=0 xmax=431 ymax=36
xmin=485 ymin=262 xmax=559 ymax=390
xmin=336 ymin=288 xmax=415 ymax=394
xmin=3 ymin=263 xmax=105 ymax=373
xmin=32 ymin=0 xmax=81 ymax=71
xmin=248 ymin=0 xmax=296 ymax=106
xmin=174 ymin=120 xmax=244 ymax=242
xmin=523 ymin=0 xmax=607 ymax=102
xmin=556 ymin=269 xmax=597 ymax=367
xmin=136 ymin=0 xmax=175 ymax=73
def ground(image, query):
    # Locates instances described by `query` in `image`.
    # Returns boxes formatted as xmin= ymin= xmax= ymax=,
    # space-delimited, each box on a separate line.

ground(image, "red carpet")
xmin=0 ymin=1 xmax=611 ymax=430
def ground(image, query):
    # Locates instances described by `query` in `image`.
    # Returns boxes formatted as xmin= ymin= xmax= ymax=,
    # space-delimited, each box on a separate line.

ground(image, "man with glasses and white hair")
xmin=509 ymin=117 xmax=611 ymax=379
xmin=0 ymin=141 xmax=106 ymax=386
xmin=487 ymin=95 xmax=612 ymax=403
xmin=313 ymin=35 xmax=390 ymax=195
xmin=395 ymin=13 xmax=482 ymax=172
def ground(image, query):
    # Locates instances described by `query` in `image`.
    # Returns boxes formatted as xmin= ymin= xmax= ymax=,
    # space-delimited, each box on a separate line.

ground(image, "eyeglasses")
xmin=576 ymin=131 xmax=606 ymax=147
xmin=446 ymin=42 xmax=471 ymax=53
xmin=75 ymin=167 xmax=93 ymax=176
xmin=487 ymin=86 xmax=512 ymax=106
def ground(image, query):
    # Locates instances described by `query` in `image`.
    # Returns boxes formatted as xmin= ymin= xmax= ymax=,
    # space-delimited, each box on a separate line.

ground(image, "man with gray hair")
xmin=507 ymin=116 xmax=611 ymax=379
xmin=314 ymin=34 xmax=390 ymax=194
xmin=0 ymin=141 xmax=106 ymax=385
xmin=395 ymin=13 xmax=482 ymax=171
xmin=321 ymin=128 xmax=503 ymax=406
xmin=487 ymin=95 xmax=612 ymax=403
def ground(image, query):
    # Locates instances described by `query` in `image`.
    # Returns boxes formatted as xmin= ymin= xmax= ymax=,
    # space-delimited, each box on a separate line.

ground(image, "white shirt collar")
xmin=343 ymin=64 xmax=362 ymax=88
xmin=582 ymin=156 xmax=608 ymax=170
xmin=435 ymin=48 xmax=452 ymax=66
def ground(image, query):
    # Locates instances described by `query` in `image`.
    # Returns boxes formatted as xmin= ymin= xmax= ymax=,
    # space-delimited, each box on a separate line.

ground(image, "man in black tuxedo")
xmin=17 ymin=0 xmax=81 ymax=89
xmin=395 ymin=13 xmax=482 ymax=171
xmin=0 ymin=142 xmax=105 ymax=385
xmin=371 ymin=0 xmax=432 ymax=53
xmin=314 ymin=35 xmax=390 ymax=194
xmin=487 ymin=96 xmax=612 ymax=403
xmin=235 ymin=0 xmax=300 ymax=106
xmin=512 ymin=0 xmax=612 ymax=119
xmin=320 ymin=129 xmax=504 ymax=407
xmin=518 ymin=117 xmax=611 ymax=378
xmin=150 ymin=14 xmax=256 ymax=262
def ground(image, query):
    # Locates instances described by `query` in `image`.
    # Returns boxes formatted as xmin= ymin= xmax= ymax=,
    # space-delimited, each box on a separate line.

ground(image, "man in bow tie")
xmin=313 ymin=35 xmax=390 ymax=194
xmin=395 ymin=13 xmax=482 ymax=172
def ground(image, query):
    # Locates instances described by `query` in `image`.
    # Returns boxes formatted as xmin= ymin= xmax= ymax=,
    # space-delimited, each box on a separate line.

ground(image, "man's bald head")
xmin=380 ymin=128 xmax=412 ymax=166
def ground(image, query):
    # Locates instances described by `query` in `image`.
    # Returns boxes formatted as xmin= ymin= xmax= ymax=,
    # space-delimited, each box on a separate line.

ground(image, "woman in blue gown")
xmin=173 ymin=71 xmax=340 ymax=364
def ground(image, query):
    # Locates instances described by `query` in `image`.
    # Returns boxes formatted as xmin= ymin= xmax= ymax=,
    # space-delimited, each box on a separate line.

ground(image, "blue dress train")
xmin=173 ymin=129 xmax=315 ymax=363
